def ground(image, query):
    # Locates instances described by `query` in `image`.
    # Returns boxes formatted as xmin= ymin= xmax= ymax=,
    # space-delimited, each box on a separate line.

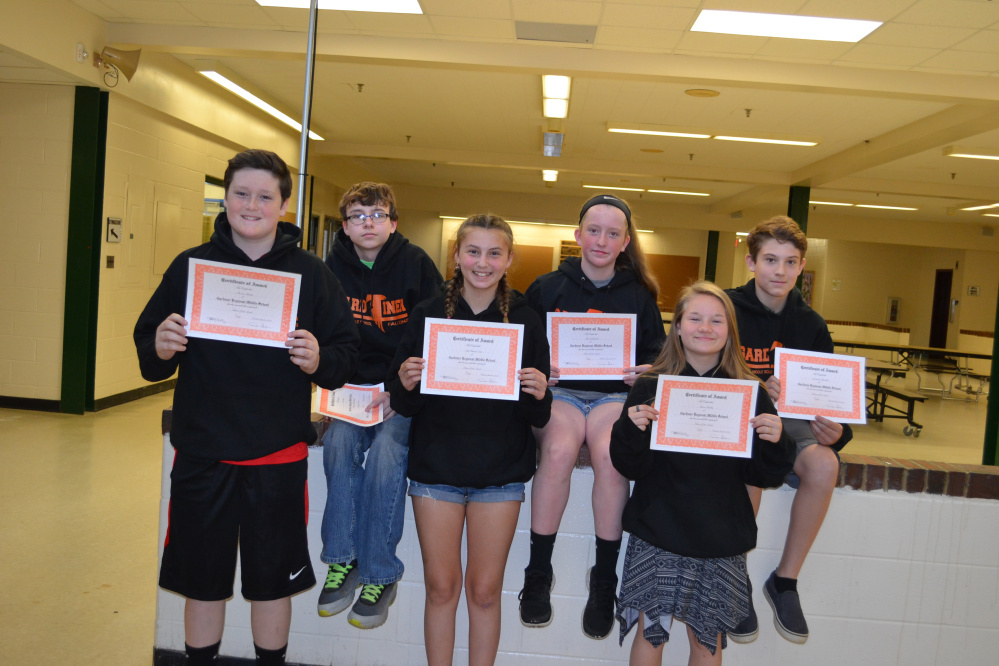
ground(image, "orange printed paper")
xmin=314 ymin=383 xmax=383 ymax=427
xmin=548 ymin=313 xmax=636 ymax=380
xmin=774 ymin=348 xmax=866 ymax=424
xmin=184 ymin=259 xmax=301 ymax=348
xmin=649 ymin=376 xmax=758 ymax=458
xmin=421 ymin=318 xmax=524 ymax=401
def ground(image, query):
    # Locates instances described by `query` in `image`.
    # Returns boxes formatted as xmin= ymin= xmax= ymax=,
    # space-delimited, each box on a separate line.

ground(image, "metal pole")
xmin=295 ymin=0 xmax=319 ymax=229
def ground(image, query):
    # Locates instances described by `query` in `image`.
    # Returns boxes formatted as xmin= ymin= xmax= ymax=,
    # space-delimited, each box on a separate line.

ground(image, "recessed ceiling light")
xmin=583 ymin=185 xmax=644 ymax=192
xmin=691 ymin=9 xmax=881 ymax=42
xmin=544 ymin=98 xmax=568 ymax=119
xmin=255 ymin=1 xmax=423 ymax=13
xmin=542 ymin=75 xmax=571 ymax=100
xmin=542 ymin=170 xmax=558 ymax=182
xmin=685 ymin=89 xmax=720 ymax=98
xmin=943 ymin=146 xmax=999 ymax=161
xmin=960 ymin=203 xmax=999 ymax=211
xmin=199 ymin=71 xmax=323 ymax=140
xmin=736 ymin=232 xmax=749 ymax=237
xmin=855 ymin=204 xmax=918 ymax=211
xmin=714 ymin=135 xmax=818 ymax=147
xmin=608 ymin=125 xmax=710 ymax=139
xmin=647 ymin=189 xmax=710 ymax=197
xmin=810 ymin=200 xmax=853 ymax=206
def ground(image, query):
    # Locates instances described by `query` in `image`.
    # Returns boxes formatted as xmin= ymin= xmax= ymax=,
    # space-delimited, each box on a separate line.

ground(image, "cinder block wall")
xmin=155 ymin=442 xmax=999 ymax=666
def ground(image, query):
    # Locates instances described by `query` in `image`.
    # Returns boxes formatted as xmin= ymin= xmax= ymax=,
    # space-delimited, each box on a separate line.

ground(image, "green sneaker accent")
xmin=347 ymin=582 xmax=397 ymax=629
xmin=317 ymin=561 xmax=360 ymax=617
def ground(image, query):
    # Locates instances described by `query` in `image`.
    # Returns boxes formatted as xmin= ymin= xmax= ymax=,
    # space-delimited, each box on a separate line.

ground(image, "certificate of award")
xmin=649 ymin=376 xmax=759 ymax=458
xmin=314 ymin=383 xmax=384 ymax=427
xmin=774 ymin=348 xmax=867 ymax=423
xmin=548 ymin=312 xmax=637 ymax=380
xmin=184 ymin=259 xmax=300 ymax=348
xmin=421 ymin=318 xmax=524 ymax=401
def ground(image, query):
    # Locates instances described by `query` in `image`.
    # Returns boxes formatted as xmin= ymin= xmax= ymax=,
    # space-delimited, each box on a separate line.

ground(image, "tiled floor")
xmin=0 ymin=377 xmax=991 ymax=664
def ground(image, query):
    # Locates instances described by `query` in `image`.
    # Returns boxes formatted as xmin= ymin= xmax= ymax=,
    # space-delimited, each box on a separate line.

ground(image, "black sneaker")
xmin=763 ymin=570 xmax=809 ymax=644
xmin=729 ymin=599 xmax=759 ymax=644
xmin=581 ymin=567 xmax=616 ymax=640
xmin=518 ymin=568 xmax=554 ymax=628
xmin=317 ymin=561 xmax=360 ymax=617
xmin=347 ymin=582 xmax=397 ymax=629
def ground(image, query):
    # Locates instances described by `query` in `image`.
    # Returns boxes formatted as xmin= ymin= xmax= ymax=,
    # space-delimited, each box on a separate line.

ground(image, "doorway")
xmin=928 ymin=269 xmax=953 ymax=350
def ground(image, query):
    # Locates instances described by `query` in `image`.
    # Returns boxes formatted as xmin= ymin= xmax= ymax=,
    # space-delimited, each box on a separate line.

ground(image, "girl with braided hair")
xmin=387 ymin=214 xmax=552 ymax=665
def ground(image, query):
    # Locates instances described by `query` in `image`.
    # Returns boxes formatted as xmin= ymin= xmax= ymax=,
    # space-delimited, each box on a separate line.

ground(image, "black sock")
xmin=594 ymin=537 xmax=622 ymax=582
xmin=254 ymin=643 xmax=287 ymax=665
xmin=185 ymin=641 xmax=220 ymax=665
xmin=527 ymin=530 xmax=556 ymax=575
xmin=774 ymin=574 xmax=798 ymax=594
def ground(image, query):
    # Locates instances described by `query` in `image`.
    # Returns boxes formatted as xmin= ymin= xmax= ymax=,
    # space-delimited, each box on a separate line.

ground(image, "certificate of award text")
xmin=184 ymin=259 xmax=300 ymax=348
xmin=649 ymin=376 xmax=758 ymax=458
xmin=774 ymin=348 xmax=866 ymax=423
xmin=421 ymin=318 xmax=524 ymax=401
xmin=548 ymin=312 xmax=636 ymax=380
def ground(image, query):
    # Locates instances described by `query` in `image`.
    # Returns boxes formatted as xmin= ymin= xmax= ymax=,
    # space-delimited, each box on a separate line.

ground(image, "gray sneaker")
xmin=729 ymin=579 xmax=758 ymax=644
xmin=347 ymin=582 xmax=397 ymax=629
xmin=317 ymin=561 xmax=360 ymax=617
xmin=763 ymin=570 xmax=809 ymax=644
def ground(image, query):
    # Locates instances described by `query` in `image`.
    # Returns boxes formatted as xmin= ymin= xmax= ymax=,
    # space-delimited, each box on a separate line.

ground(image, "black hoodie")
xmin=525 ymin=257 xmax=666 ymax=394
xmin=727 ymin=279 xmax=852 ymax=451
xmin=134 ymin=213 xmax=360 ymax=461
xmin=611 ymin=363 xmax=796 ymax=558
xmin=387 ymin=289 xmax=553 ymax=488
xmin=326 ymin=228 xmax=443 ymax=385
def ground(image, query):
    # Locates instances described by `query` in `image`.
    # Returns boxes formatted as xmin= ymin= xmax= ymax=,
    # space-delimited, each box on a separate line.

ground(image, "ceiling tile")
xmin=894 ymin=0 xmax=999 ymax=29
xmin=511 ymin=0 xmax=602 ymax=25
xmin=798 ymin=0 xmax=919 ymax=22
xmin=835 ymin=42 xmax=942 ymax=67
xmin=753 ymin=38 xmax=855 ymax=63
xmin=952 ymin=28 xmax=999 ymax=53
xmin=429 ymin=16 xmax=516 ymax=39
xmin=674 ymin=32 xmax=768 ymax=56
xmin=916 ymin=49 xmax=999 ymax=74
xmin=863 ymin=22 xmax=975 ymax=49
xmin=600 ymin=4 xmax=697 ymax=30
xmin=595 ymin=26 xmax=682 ymax=52
xmin=418 ymin=0 xmax=512 ymax=20
xmin=100 ymin=0 xmax=202 ymax=23
xmin=347 ymin=12 xmax=434 ymax=33
xmin=72 ymin=0 xmax=124 ymax=19
xmin=180 ymin=3 xmax=279 ymax=28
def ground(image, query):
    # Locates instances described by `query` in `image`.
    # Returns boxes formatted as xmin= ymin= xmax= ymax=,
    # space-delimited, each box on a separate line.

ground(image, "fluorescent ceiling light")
xmin=583 ymin=185 xmax=644 ymax=192
xmin=542 ymin=170 xmax=558 ymax=182
xmin=810 ymin=200 xmax=853 ymax=206
xmin=608 ymin=127 xmax=710 ymax=139
xmin=255 ymin=1 xmax=423 ymax=13
xmin=713 ymin=135 xmax=818 ymax=146
xmin=736 ymin=232 xmax=749 ymax=237
xmin=200 ymin=71 xmax=323 ymax=140
xmin=943 ymin=146 xmax=999 ymax=161
xmin=647 ymin=189 xmax=710 ymax=197
xmin=960 ymin=203 xmax=999 ymax=211
xmin=855 ymin=204 xmax=918 ymax=211
xmin=984 ymin=213 xmax=999 ymax=218
xmin=691 ymin=10 xmax=881 ymax=42
xmin=543 ymin=98 xmax=568 ymax=119
xmin=542 ymin=75 xmax=571 ymax=100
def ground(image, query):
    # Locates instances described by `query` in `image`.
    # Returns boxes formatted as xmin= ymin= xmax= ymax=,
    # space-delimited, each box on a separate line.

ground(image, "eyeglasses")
xmin=345 ymin=212 xmax=391 ymax=226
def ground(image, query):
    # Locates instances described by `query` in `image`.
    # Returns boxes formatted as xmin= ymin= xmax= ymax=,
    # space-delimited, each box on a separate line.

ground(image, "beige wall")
xmin=0 ymin=83 xmax=74 ymax=400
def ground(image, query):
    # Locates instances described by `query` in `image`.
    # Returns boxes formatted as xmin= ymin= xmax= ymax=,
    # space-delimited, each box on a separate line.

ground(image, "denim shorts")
xmin=551 ymin=387 xmax=627 ymax=416
xmin=408 ymin=480 xmax=526 ymax=505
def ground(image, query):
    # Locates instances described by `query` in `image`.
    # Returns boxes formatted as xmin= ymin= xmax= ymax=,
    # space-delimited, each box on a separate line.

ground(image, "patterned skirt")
xmin=616 ymin=535 xmax=750 ymax=655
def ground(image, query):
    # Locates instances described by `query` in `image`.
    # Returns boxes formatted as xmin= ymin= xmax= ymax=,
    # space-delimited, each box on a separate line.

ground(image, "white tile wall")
xmin=154 ymin=441 xmax=999 ymax=665
xmin=0 ymin=82 xmax=73 ymax=400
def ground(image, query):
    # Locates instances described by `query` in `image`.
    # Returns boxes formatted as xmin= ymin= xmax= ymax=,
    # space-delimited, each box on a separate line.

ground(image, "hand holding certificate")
xmin=420 ymin=318 xmax=524 ymax=400
xmin=548 ymin=312 xmax=636 ymax=380
xmin=314 ymin=383 xmax=385 ymax=427
xmin=648 ymin=376 xmax=759 ymax=458
xmin=184 ymin=258 xmax=301 ymax=348
xmin=774 ymin=348 xmax=866 ymax=424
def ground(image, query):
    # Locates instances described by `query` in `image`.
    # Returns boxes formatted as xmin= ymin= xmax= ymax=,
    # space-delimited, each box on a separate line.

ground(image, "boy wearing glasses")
xmin=317 ymin=182 xmax=442 ymax=628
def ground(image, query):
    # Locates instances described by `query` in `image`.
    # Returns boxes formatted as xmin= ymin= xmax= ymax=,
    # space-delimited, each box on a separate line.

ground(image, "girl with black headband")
xmin=518 ymin=194 xmax=666 ymax=639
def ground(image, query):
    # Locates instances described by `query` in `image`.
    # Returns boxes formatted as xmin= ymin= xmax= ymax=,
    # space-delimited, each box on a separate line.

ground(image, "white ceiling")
xmin=28 ymin=2 xmax=999 ymax=225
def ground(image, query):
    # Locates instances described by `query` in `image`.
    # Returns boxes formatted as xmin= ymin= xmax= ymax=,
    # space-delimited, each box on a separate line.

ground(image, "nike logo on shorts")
xmin=289 ymin=566 xmax=307 ymax=580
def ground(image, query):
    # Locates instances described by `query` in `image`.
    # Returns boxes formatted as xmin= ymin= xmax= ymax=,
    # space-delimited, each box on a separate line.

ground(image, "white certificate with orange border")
xmin=548 ymin=312 xmax=636 ymax=380
xmin=184 ymin=259 xmax=300 ymax=348
xmin=314 ymin=383 xmax=384 ymax=427
xmin=649 ymin=376 xmax=758 ymax=458
xmin=421 ymin=318 xmax=524 ymax=401
xmin=774 ymin=348 xmax=866 ymax=423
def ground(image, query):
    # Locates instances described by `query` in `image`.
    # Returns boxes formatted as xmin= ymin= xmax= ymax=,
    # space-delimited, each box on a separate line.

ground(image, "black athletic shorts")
xmin=159 ymin=450 xmax=315 ymax=602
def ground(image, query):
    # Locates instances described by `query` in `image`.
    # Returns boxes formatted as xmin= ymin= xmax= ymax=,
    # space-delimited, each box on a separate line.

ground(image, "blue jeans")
xmin=320 ymin=415 xmax=410 ymax=585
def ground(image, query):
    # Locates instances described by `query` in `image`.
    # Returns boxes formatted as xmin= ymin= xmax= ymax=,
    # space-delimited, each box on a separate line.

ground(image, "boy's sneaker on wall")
xmin=582 ymin=567 xmax=616 ymax=640
xmin=317 ymin=561 xmax=360 ymax=617
xmin=764 ymin=570 xmax=809 ymax=644
xmin=348 ymin=582 xmax=397 ymax=629
xmin=519 ymin=568 xmax=555 ymax=627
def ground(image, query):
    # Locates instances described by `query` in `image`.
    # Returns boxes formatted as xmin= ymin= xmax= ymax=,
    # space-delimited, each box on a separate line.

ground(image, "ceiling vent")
xmin=543 ymin=132 xmax=564 ymax=157
xmin=516 ymin=22 xmax=597 ymax=44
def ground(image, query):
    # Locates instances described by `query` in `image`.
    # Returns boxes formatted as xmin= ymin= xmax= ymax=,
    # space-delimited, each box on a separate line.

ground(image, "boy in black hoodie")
xmin=134 ymin=149 xmax=359 ymax=666
xmin=726 ymin=216 xmax=853 ymax=646
xmin=317 ymin=182 xmax=442 ymax=629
